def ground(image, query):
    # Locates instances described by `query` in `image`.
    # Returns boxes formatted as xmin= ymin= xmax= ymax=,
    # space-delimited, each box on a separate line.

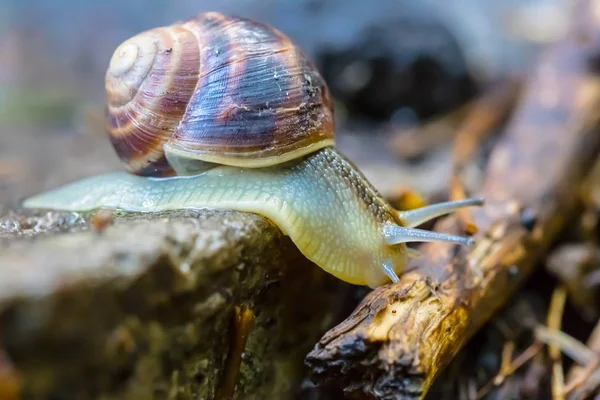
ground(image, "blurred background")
xmin=3 ymin=3 xmax=598 ymax=400
xmin=0 ymin=0 xmax=570 ymax=208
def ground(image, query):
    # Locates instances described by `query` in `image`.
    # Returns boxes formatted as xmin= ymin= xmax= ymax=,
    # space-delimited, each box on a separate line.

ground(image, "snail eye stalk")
xmin=382 ymin=224 xmax=474 ymax=247
xmin=396 ymin=198 xmax=484 ymax=228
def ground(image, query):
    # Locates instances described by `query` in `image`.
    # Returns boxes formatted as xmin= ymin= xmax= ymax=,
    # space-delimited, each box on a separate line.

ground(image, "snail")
xmin=22 ymin=12 xmax=483 ymax=288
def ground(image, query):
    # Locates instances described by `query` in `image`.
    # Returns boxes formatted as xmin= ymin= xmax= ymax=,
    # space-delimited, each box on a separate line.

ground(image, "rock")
xmin=0 ymin=209 xmax=354 ymax=399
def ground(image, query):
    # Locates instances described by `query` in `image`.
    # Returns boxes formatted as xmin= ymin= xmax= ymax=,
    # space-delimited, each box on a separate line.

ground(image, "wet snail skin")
xmin=23 ymin=12 xmax=484 ymax=288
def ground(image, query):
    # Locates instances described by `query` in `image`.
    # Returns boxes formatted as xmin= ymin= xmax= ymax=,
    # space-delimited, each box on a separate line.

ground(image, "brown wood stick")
xmin=547 ymin=287 xmax=567 ymax=400
xmin=305 ymin=1 xmax=600 ymax=398
xmin=215 ymin=306 xmax=255 ymax=400
xmin=534 ymin=326 xmax=597 ymax=366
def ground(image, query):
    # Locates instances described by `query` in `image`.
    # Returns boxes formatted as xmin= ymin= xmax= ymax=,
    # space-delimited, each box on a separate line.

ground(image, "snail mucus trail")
xmin=22 ymin=12 xmax=484 ymax=288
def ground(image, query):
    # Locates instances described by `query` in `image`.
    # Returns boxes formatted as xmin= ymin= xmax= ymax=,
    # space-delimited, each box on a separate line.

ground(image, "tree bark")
xmin=305 ymin=1 xmax=600 ymax=398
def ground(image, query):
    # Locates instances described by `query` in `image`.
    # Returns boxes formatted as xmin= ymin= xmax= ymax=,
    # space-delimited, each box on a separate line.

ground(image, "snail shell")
xmin=105 ymin=12 xmax=335 ymax=177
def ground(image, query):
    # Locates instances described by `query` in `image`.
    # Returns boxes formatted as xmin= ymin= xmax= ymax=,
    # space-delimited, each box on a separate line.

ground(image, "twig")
xmin=497 ymin=342 xmax=516 ymax=384
xmin=216 ymin=306 xmax=255 ymax=400
xmin=475 ymin=341 xmax=543 ymax=399
xmin=534 ymin=326 xmax=597 ymax=366
xmin=564 ymin=359 xmax=600 ymax=398
xmin=547 ymin=286 xmax=567 ymax=400
xmin=564 ymin=319 xmax=600 ymax=399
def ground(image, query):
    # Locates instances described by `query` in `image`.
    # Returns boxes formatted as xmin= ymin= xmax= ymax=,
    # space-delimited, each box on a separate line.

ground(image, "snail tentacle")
xmin=397 ymin=198 xmax=485 ymax=228
xmin=382 ymin=223 xmax=474 ymax=247
xmin=381 ymin=262 xmax=400 ymax=284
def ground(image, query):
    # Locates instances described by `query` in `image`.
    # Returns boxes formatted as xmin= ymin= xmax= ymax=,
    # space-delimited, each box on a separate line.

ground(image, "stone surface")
xmin=0 ymin=208 xmax=354 ymax=399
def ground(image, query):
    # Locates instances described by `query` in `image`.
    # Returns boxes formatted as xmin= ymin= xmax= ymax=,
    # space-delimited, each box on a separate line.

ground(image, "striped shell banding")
xmin=105 ymin=12 xmax=335 ymax=176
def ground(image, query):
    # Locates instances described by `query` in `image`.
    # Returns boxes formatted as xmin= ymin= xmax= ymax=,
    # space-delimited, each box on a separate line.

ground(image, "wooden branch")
xmin=305 ymin=1 xmax=600 ymax=398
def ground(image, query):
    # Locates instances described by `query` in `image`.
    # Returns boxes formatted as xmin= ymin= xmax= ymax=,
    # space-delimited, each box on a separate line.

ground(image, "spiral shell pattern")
xmin=105 ymin=12 xmax=335 ymax=176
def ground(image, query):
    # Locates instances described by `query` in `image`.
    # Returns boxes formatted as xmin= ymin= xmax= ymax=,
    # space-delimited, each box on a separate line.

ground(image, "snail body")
xmin=23 ymin=12 xmax=483 ymax=288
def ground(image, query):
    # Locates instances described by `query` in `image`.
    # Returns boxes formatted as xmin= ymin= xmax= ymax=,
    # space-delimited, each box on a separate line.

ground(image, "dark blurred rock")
xmin=316 ymin=15 xmax=476 ymax=122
